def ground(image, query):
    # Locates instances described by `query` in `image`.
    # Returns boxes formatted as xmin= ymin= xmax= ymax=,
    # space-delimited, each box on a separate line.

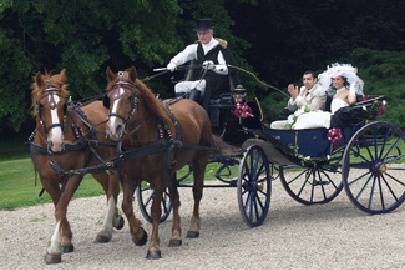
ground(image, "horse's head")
xmin=31 ymin=70 xmax=69 ymax=152
xmin=103 ymin=66 xmax=139 ymax=141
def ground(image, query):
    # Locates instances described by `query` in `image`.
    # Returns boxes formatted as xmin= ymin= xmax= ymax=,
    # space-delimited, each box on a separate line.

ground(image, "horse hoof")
xmin=45 ymin=252 xmax=61 ymax=264
xmin=114 ymin=215 xmax=125 ymax=231
xmin=133 ymin=229 xmax=148 ymax=246
xmin=186 ymin=231 xmax=199 ymax=238
xmin=168 ymin=239 xmax=182 ymax=247
xmin=62 ymin=244 xmax=74 ymax=253
xmin=95 ymin=231 xmax=112 ymax=243
xmin=146 ymin=250 xmax=162 ymax=260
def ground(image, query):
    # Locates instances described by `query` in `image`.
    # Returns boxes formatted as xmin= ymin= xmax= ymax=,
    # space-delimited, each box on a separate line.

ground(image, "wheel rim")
xmin=343 ymin=121 xmax=405 ymax=214
xmin=238 ymin=145 xmax=271 ymax=227
xmin=279 ymin=159 xmax=343 ymax=205
xmin=137 ymin=182 xmax=172 ymax=223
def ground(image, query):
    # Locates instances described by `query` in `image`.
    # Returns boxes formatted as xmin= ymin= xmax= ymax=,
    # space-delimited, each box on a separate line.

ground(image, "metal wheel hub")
xmin=371 ymin=161 xmax=385 ymax=176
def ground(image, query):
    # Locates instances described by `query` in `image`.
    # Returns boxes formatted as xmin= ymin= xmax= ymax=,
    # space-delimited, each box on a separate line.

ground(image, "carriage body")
xmin=237 ymin=95 xmax=405 ymax=226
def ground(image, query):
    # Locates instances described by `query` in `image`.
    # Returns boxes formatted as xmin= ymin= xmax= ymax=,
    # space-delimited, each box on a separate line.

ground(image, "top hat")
xmin=194 ymin=18 xmax=214 ymax=31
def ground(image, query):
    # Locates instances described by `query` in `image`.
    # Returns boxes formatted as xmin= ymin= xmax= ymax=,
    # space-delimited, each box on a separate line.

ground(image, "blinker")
xmin=102 ymin=95 xmax=111 ymax=108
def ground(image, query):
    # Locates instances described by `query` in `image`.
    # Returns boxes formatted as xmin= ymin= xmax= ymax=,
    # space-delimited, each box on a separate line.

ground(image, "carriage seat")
xmin=174 ymin=80 xmax=206 ymax=98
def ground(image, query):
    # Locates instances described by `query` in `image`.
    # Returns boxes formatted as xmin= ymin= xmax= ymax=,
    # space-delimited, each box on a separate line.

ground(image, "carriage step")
xmin=311 ymin=180 xmax=330 ymax=186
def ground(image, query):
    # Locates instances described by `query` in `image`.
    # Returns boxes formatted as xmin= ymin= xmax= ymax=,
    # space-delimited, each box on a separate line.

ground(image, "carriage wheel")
xmin=342 ymin=121 xmax=405 ymax=214
xmin=136 ymin=182 xmax=172 ymax=223
xmin=279 ymin=159 xmax=344 ymax=205
xmin=237 ymin=145 xmax=271 ymax=227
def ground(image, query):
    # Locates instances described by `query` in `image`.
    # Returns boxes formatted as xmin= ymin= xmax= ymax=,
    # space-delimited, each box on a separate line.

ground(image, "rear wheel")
xmin=136 ymin=182 xmax=172 ymax=223
xmin=343 ymin=121 xmax=405 ymax=214
xmin=237 ymin=145 xmax=272 ymax=227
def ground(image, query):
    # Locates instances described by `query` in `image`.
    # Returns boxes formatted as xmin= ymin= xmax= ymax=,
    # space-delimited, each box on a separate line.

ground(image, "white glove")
xmin=349 ymin=84 xmax=356 ymax=96
xmin=167 ymin=62 xmax=176 ymax=71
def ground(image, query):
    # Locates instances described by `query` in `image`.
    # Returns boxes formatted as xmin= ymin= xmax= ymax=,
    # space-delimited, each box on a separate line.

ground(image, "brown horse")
xmin=30 ymin=70 xmax=123 ymax=264
xmin=103 ymin=66 xmax=215 ymax=259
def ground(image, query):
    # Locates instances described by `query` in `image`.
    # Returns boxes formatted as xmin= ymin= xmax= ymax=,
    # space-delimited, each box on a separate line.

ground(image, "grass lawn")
xmin=0 ymin=138 xmax=235 ymax=210
xmin=0 ymin=158 xmax=105 ymax=210
xmin=0 ymin=158 xmax=234 ymax=210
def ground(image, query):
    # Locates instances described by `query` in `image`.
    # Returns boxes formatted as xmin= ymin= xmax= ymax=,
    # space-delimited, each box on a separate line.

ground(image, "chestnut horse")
xmin=103 ymin=66 xmax=215 ymax=259
xmin=30 ymin=70 xmax=123 ymax=264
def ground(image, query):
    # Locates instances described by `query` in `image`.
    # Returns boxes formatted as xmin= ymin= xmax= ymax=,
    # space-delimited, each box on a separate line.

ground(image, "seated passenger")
xmin=292 ymin=74 xmax=356 ymax=129
xmin=277 ymin=70 xmax=326 ymax=120
xmin=271 ymin=63 xmax=363 ymax=130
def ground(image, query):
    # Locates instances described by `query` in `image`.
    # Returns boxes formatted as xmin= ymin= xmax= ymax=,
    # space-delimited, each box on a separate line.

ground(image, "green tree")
xmin=0 ymin=0 xmax=247 ymax=134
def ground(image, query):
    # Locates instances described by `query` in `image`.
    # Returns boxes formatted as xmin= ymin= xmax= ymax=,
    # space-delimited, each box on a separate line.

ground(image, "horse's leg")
xmin=41 ymin=173 xmax=74 ymax=253
xmin=94 ymin=172 xmax=124 ymax=243
xmin=45 ymin=175 xmax=83 ymax=264
xmin=121 ymin=176 xmax=147 ymax=246
xmin=39 ymin=174 xmax=62 ymax=207
xmin=147 ymin=176 xmax=163 ymax=259
xmin=109 ymin=172 xmax=124 ymax=229
xmin=168 ymin=173 xmax=182 ymax=247
xmin=187 ymin=155 xmax=207 ymax=238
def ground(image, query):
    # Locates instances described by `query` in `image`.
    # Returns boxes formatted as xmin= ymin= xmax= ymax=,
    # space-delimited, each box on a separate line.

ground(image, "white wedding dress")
xmin=291 ymin=98 xmax=349 ymax=129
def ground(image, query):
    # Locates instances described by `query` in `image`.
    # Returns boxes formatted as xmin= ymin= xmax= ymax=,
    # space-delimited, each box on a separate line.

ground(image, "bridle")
xmin=103 ymin=73 xmax=139 ymax=124
xmin=35 ymin=81 xmax=66 ymax=136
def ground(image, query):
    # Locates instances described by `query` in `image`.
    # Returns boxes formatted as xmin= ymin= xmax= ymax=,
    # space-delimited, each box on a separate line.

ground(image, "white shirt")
xmin=169 ymin=38 xmax=228 ymax=75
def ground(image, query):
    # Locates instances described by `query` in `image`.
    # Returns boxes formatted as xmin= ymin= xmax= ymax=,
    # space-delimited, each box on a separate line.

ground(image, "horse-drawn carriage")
xmin=29 ymin=65 xmax=405 ymax=263
xmin=136 ymin=63 xmax=405 ymax=228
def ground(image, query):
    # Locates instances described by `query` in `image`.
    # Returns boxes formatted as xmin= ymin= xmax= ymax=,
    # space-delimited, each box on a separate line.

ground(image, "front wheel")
xmin=136 ymin=182 xmax=172 ymax=223
xmin=237 ymin=145 xmax=272 ymax=227
xmin=342 ymin=121 xmax=405 ymax=214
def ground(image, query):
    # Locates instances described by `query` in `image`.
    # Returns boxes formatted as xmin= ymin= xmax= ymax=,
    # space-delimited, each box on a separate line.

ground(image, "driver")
xmin=166 ymin=18 xmax=239 ymax=108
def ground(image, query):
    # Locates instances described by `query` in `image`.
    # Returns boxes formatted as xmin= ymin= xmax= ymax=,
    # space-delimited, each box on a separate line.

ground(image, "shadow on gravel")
xmin=268 ymin=201 xmax=405 ymax=227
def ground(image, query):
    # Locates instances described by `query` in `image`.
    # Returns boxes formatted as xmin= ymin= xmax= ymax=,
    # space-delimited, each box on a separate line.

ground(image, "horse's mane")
xmin=133 ymin=79 xmax=175 ymax=134
xmin=30 ymin=72 xmax=70 ymax=115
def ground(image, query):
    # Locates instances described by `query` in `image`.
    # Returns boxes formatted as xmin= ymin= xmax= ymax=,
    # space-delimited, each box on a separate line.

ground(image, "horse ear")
xmin=60 ymin=69 xmax=67 ymax=84
xmin=128 ymin=66 xmax=138 ymax=82
xmin=34 ymin=72 xmax=42 ymax=86
xmin=106 ymin=66 xmax=116 ymax=82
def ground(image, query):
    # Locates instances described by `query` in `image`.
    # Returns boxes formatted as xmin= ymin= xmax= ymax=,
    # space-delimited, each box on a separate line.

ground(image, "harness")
xmin=30 ymin=98 xmax=119 ymax=195
xmin=52 ymin=95 xmax=216 ymax=178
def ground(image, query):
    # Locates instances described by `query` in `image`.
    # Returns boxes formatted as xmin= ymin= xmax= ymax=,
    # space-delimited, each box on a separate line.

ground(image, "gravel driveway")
xmin=1 ymin=180 xmax=405 ymax=269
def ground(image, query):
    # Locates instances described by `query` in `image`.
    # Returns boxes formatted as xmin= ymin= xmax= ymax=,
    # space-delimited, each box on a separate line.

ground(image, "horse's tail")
xmin=211 ymin=135 xmax=240 ymax=156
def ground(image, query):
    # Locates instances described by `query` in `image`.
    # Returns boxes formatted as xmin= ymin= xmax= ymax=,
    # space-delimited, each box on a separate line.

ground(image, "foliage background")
xmin=0 ymin=0 xmax=404 ymax=138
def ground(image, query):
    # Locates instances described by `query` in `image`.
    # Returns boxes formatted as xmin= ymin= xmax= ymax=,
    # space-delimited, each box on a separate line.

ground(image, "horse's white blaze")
xmin=110 ymin=100 xmax=119 ymax=131
xmin=49 ymin=95 xmax=63 ymax=151
xmin=101 ymin=197 xmax=116 ymax=233
xmin=108 ymin=88 xmax=123 ymax=138
xmin=47 ymin=222 xmax=61 ymax=254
